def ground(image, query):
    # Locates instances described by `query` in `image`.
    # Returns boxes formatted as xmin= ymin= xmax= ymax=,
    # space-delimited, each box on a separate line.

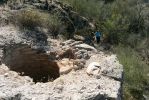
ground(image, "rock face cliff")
xmin=0 ymin=25 xmax=123 ymax=100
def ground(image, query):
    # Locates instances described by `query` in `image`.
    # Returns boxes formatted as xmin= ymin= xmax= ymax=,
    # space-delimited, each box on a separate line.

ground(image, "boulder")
xmin=86 ymin=62 xmax=101 ymax=78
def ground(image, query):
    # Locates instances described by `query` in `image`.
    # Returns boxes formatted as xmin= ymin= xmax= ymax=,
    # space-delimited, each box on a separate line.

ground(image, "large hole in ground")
xmin=2 ymin=44 xmax=60 ymax=83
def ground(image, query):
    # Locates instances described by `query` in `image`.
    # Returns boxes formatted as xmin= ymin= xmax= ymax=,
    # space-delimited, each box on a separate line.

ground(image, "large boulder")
xmin=86 ymin=62 xmax=101 ymax=78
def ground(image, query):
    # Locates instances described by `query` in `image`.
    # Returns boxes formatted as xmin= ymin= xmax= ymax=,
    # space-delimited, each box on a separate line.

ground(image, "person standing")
xmin=95 ymin=30 xmax=101 ymax=43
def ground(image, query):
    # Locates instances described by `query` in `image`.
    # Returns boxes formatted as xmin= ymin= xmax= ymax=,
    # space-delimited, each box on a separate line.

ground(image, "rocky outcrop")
xmin=86 ymin=54 xmax=123 ymax=81
xmin=0 ymin=57 xmax=123 ymax=100
xmin=0 ymin=25 xmax=123 ymax=99
xmin=59 ymin=39 xmax=94 ymax=59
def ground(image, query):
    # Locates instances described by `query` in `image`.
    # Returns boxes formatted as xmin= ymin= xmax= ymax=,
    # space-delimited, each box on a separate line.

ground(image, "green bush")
xmin=43 ymin=13 xmax=63 ymax=35
xmin=114 ymin=45 xmax=149 ymax=100
xmin=15 ymin=9 xmax=63 ymax=34
xmin=61 ymin=0 xmax=102 ymax=19
xmin=16 ymin=9 xmax=42 ymax=29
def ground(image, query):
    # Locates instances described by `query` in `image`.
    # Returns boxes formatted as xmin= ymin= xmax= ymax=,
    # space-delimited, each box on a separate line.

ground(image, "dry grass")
xmin=14 ymin=9 xmax=63 ymax=32
xmin=114 ymin=45 xmax=149 ymax=100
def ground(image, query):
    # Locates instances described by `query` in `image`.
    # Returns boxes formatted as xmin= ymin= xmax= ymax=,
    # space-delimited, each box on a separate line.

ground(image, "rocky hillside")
xmin=0 ymin=24 xmax=123 ymax=99
xmin=0 ymin=0 xmax=95 ymax=38
xmin=0 ymin=2 xmax=124 ymax=99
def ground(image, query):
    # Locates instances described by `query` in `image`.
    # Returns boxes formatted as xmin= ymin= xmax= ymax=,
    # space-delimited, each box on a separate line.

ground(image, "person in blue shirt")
xmin=95 ymin=30 xmax=101 ymax=43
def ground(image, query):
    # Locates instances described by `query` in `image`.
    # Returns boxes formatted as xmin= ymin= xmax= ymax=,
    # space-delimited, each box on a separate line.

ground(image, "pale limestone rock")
xmin=58 ymin=58 xmax=74 ymax=75
xmin=86 ymin=62 xmax=101 ymax=76
xmin=0 ymin=25 xmax=123 ymax=100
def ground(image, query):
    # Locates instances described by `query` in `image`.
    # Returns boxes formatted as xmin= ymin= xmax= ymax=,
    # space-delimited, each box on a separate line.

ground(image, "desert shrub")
xmin=97 ymin=0 xmax=146 ymax=45
xmin=126 ymin=34 xmax=141 ymax=48
xmin=43 ymin=13 xmax=64 ymax=36
xmin=61 ymin=0 xmax=103 ymax=19
xmin=15 ymin=9 xmax=63 ymax=35
xmin=99 ymin=1 xmax=128 ymax=44
xmin=16 ymin=9 xmax=43 ymax=29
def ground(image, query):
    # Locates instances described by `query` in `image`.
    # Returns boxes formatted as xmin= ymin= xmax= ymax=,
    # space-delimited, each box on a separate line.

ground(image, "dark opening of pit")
xmin=2 ymin=44 xmax=60 ymax=83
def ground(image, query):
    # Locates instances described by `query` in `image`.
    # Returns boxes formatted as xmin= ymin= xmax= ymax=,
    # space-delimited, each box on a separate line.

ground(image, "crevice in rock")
xmin=2 ymin=43 xmax=60 ymax=83
xmin=101 ymin=73 xmax=122 ymax=82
